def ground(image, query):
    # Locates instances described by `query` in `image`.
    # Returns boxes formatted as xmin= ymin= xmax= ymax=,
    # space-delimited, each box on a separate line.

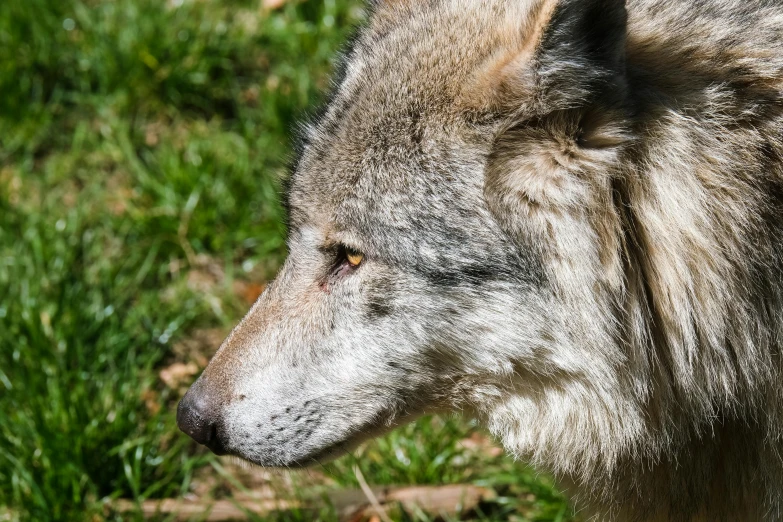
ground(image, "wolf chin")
xmin=177 ymin=1 xmax=783 ymax=520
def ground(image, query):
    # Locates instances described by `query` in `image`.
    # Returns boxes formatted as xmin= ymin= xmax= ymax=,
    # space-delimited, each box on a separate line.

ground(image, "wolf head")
xmin=178 ymin=0 xmax=637 ymax=471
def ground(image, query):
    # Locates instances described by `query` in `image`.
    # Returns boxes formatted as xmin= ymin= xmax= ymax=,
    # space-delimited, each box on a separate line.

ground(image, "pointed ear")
xmin=537 ymin=0 xmax=628 ymax=108
xmin=462 ymin=0 xmax=628 ymax=115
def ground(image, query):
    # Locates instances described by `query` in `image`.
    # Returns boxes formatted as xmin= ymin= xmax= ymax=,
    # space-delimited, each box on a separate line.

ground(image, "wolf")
xmin=177 ymin=0 xmax=783 ymax=520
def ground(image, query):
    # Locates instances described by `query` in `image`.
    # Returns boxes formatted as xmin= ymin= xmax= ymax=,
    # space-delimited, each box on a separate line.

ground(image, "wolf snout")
xmin=177 ymin=382 xmax=227 ymax=455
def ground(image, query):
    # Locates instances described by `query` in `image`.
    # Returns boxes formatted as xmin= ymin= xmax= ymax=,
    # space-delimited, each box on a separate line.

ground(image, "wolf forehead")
xmin=288 ymin=116 xmax=491 ymax=228
xmin=284 ymin=0 xmax=521 ymax=220
xmin=284 ymin=59 xmax=513 ymax=273
xmin=286 ymin=65 xmax=493 ymax=234
xmin=286 ymin=115 xmax=527 ymax=283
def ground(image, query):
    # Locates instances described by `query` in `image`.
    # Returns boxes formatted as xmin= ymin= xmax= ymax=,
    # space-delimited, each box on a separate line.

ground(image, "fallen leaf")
xmin=159 ymin=362 xmax=199 ymax=391
xmin=141 ymin=389 xmax=161 ymax=415
xmin=459 ymin=432 xmax=504 ymax=458
xmin=262 ymin=0 xmax=287 ymax=10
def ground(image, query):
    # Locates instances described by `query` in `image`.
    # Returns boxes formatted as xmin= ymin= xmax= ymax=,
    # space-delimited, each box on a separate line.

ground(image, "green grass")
xmin=0 ymin=1 xmax=574 ymax=521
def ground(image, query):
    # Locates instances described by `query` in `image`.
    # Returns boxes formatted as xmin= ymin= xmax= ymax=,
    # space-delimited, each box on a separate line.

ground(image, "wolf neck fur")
xmin=482 ymin=8 xmax=783 ymax=518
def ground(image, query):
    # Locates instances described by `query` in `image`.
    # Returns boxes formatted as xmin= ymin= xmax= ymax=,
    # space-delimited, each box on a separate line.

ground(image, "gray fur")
xmin=181 ymin=1 xmax=783 ymax=520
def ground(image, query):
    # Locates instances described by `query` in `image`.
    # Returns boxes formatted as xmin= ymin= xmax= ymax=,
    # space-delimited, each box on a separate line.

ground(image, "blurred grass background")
xmin=0 ymin=0 xmax=574 ymax=520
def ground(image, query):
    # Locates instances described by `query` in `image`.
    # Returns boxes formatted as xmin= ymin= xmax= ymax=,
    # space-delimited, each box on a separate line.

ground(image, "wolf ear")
xmin=482 ymin=0 xmax=631 ymax=245
xmin=537 ymin=0 xmax=628 ymax=107
xmin=465 ymin=0 xmax=628 ymax=115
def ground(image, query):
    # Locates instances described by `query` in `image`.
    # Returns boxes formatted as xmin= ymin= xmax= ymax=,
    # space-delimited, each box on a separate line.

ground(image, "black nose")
xmin=177 ymin=383 xmax=227 ymax=455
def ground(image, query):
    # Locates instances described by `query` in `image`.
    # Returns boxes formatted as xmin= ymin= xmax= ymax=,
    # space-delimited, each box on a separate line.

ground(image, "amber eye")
xmin=345 ymin=247 xmax=364 ymax=267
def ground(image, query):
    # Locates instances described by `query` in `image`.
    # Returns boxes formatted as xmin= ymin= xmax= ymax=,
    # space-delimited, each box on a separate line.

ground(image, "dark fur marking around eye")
xmin=416 ymin=262 xmax=497 ymax=288
xmin=367 ymin=299 xmax=393 ymax=319
xmin=414 ymin=253 xmax=545 ymax=289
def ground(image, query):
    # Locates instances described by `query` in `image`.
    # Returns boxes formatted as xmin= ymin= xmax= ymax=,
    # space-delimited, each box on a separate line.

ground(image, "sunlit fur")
xmin=183 ymin=1 xmax=783 ymax=520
